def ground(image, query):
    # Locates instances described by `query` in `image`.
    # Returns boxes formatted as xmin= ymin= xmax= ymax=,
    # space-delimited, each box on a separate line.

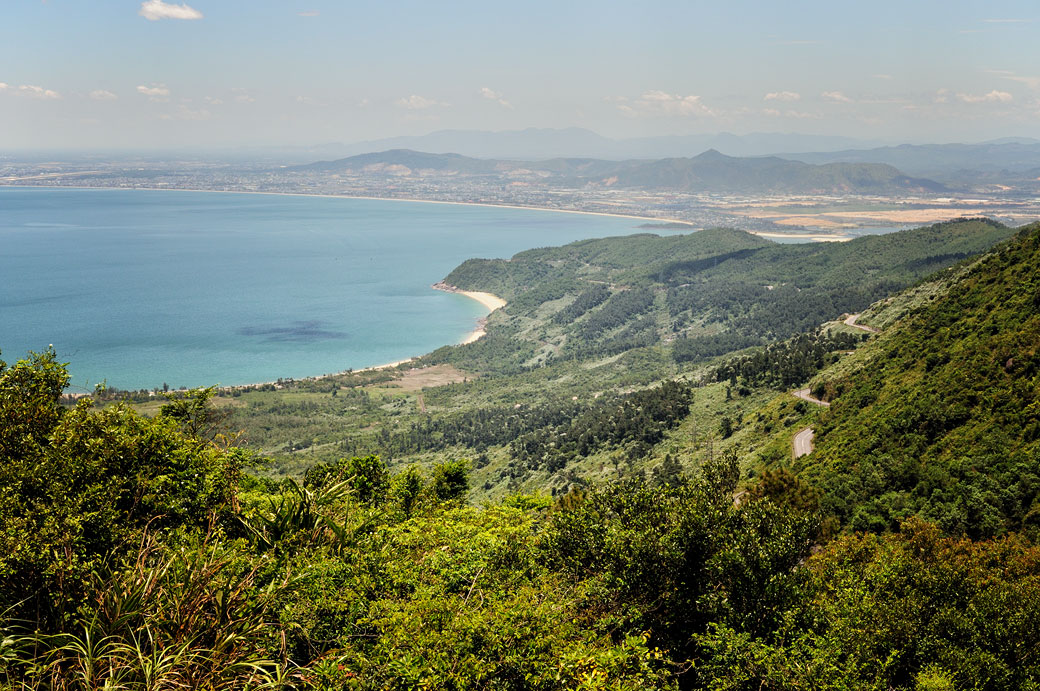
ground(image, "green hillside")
xmin=791 ymin=223 xmax=1040 ymax=537
xmin=434 ymin=219 xmax=1015 ymax=374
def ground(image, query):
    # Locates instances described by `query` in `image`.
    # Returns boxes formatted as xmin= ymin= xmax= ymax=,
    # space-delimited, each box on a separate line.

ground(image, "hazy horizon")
xmin=4 ymin=1 xmax=1040 ymax=151
xmin=3 ymin=126 xmax=1038 ymax=158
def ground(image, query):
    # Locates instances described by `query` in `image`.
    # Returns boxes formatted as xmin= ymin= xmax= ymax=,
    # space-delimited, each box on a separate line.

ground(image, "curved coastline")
xmin=4 ymin=184 xmax=694 ymax=226
xmin=432 ymin=282 xmax=507 ymax=345
xmin=3 ymin=187 xmax=607 ymax=392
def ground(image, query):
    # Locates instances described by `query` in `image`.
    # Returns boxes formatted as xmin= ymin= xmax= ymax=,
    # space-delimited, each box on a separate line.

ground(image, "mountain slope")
xmin=796 ymin=223 xmax=1040 ymax=537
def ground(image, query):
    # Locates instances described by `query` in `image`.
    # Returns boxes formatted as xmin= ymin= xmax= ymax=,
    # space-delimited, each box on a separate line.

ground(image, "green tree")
xmin=432 ymin=458 xmax=470 ymax=502
xmin=0 ymin=349 xmax=241 ymax=626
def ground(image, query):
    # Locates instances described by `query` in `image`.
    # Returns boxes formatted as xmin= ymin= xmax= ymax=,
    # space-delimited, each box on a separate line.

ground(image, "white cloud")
xmin=1000 ymin=74 xmax=1040 ymax=90
xmin=480 ymin=86 xmax=513 ymax=108
xmin=958 ymin=90 xmax=1013 ymax=103
xmin=860 ymin=97 xmax=910 ymax=105
xmin=296 ymin=95 xmax=322 ymax=106
xmin=983 ymin=18 xmax=1032 ymax=23
xmin=298 ymin=10 xmax=319 ymax=17
xmin=618 ymin=90 xmax=713 ymax=117
xmin=174 ymin=104 xmax=210 ymax=120
xmin=874 ymin=74 xmax=894 ymax=80
xmin=137 ymin=84 xmax=171 ymax=101
xmin=89 ymin=89 xmax=118 ymax=101
xmin=0 ymin=82 xmax=8 ymax=91
xmin=763 ymin=107 xmax=820 ymax=119
xmin=396 ymin=94 xmax=447 ymax=110
xmin=18 ymin=85 xmax=61 ymax=100
xmin=203 ymin=96 xmax=223 ymax=105
xmin=764 ymin=91 xmax=800 ymax=101
xmin=232 ymin=87 xmax=255 ymax=103
xmin=139 ymin=0 xmax=203 ymax=21
xmin=822 ymin=90 xmax=853 ymax=103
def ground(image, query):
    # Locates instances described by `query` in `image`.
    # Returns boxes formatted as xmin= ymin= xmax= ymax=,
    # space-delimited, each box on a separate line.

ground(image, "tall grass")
xmin=2 ymin=531 xmax=299 ymax=690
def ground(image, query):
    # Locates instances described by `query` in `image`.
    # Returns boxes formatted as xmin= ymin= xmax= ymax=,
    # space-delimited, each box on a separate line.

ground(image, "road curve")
xmin=844 ymin=313 xmax=881 ymax=333
xmin=791 ymin=389 xmax=829 ymax=459
xmin=787 ymin=313 xmax=874 ymax=459
xmin=793 ymin=427 xmax=815 ymax=458
xmin=793 ymin=388 xmax=830 ymax=407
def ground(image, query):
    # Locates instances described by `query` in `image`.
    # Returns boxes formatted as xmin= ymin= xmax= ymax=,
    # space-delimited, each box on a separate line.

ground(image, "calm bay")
xmin=0 ymin=187 xmax=652 ymax=391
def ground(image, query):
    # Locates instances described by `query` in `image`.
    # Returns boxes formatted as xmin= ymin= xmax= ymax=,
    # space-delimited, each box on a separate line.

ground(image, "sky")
xmin=2 ymin=0 xmax=1040 ymax=150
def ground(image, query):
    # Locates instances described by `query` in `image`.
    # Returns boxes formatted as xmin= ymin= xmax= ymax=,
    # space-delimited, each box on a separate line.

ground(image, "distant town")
xmin=3 ymin=149 xmax=1040 ymax=239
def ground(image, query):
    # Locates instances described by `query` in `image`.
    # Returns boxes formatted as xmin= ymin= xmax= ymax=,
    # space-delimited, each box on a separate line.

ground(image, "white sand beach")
xmin=432 ymin=282 xmax=508 ymax=344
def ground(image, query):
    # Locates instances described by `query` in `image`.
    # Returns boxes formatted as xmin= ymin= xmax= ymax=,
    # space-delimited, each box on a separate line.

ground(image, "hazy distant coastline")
xmin=4 ymin=183 xmax=687 ymax=226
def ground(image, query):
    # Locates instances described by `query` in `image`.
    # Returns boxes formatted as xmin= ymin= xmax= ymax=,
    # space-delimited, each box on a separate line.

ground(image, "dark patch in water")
xmin=238 ymin=320 xmax=348 ymax=343
xmin=0 ymin=292 xmax=80 ymax=308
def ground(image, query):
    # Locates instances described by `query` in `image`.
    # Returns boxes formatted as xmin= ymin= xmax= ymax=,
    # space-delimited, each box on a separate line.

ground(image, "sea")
xmin=0 ymin=187 xmax=660 ymax=391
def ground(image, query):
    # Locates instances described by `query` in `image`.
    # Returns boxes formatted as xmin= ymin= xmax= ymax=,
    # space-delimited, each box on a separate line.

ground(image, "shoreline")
xmin=19 ymin=184 xmax=811 ymax=394
xmin=3 ymin=183 xmax=644 ymax=395
xmin=432 ymin=282 xmax=508 ymax=345
xmin=1 ymin=183 xmax=695 ymax=226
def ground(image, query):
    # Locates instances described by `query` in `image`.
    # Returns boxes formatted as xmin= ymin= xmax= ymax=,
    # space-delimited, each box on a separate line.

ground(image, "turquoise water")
xmin=0 ymin=188 xmax=651 ymax=391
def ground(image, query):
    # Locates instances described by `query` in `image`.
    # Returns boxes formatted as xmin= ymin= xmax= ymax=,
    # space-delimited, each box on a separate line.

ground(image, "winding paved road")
xmin=786 ymin=314 xmax=881 ymax=459
xmin=793 ymin=427 xmax=815 ymax=458
xmin=791 ymin=390 xmax=828 ymax=458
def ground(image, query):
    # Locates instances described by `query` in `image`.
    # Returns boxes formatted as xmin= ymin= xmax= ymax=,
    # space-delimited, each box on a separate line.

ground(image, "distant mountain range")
xmin=275 ymin=128 xmax=1040 ymax=175
xmin=277 ymin=128 xmax=887 ymax=161
xmin=296 ymin=150 xmax=505 ymax=175
xmin=272 ymin=128 xmax=1040 ymax=190
xmin=778 ymin=140 xmax=1040 ymax=183
xmin=291 ymin=148 xmax=946 ymax=196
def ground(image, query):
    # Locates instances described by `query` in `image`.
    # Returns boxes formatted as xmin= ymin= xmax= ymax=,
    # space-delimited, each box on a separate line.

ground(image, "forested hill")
xmin=433 ymin=219 xmax=1016 ymax=374
xmin=795 ymin=222 xmax=1040 ymax=538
